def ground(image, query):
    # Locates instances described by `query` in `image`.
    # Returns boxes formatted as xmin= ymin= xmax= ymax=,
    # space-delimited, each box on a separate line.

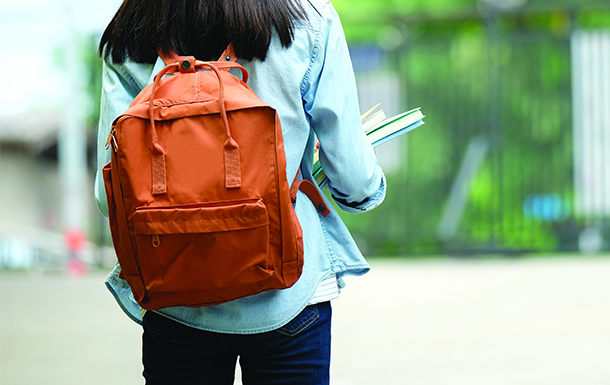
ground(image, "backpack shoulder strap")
xmin=290 ymin=172 xmax=331 ymax=217
xmin=219 ymin=45 xmax=237 ymax=62
xmin=158 ymin=50 xmax=181 ymax=65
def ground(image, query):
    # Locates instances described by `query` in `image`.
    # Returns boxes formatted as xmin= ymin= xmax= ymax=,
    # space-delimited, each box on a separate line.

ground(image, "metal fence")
xmin=347 ymin=4 xmax=610 ymax=256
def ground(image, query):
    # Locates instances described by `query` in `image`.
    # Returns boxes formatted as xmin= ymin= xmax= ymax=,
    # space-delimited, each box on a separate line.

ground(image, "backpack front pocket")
xmin=133 ymin=199 xmax=271 ymax=293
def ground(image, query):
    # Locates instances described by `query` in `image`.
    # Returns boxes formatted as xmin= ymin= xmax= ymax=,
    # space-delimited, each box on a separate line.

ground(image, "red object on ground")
xmin=66 ymin=257 xmax=88 ymax=278
xmin=64 ymin=228 xmax=88 ymax=277
xmin=64 ymin=228 xmax=87 ymax=253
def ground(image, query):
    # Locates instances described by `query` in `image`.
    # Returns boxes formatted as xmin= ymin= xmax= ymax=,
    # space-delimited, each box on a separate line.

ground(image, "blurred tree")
xmin=82 ymin=35 xmax=103 ymax=134
xmin=333 ymin=0 xmax=610 ymax=43
xmin=332 ymin=1 xmax=610 ymax=256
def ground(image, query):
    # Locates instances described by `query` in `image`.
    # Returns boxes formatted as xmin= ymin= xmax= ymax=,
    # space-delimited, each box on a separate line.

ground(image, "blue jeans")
xmin=142 ymin=302 xmax=332 ymax=385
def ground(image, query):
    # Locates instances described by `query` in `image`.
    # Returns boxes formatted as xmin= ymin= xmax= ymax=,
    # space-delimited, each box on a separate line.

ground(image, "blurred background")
xmin=1 ymin=0 xmax=610 ymax=384
xmin=2 ymin=0 xmax=610 ymax=266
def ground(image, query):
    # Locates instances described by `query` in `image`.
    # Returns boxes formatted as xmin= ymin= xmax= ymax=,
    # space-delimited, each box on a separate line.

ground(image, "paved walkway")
xmin=2 ymin=256 xmax=610 ymax=384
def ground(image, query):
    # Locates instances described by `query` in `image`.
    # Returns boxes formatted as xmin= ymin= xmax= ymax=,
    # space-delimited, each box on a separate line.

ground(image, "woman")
xmin=95 ymin=0 xmax=386 ymax=383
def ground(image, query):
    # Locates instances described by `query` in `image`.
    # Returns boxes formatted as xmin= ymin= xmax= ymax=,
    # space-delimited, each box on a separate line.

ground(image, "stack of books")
xmin=313 ymin=104 xmax=426 ymax=187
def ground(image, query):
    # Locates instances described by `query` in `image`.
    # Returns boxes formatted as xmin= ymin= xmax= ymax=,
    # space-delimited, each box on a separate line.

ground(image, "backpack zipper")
xmin=152 ymin=234 xmax=160 ymax=247
xmin=105 ymin=128 xmax=118 ymax=151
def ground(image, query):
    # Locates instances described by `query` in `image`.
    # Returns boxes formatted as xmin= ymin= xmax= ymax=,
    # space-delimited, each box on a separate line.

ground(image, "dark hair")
xmin=99 ymin=0 xmax=308 ymax=64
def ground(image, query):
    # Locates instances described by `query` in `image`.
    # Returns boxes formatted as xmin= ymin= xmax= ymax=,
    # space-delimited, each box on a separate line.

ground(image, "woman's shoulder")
xmin=301 ymin=0 xmax=336 ymax=20
xmin=303 ymin=0 xmax=328 ymax=14
xmin=300 ymin=0 xmax=344 ymax=30
xmin=104 ymin=56 xmax=165 ymax=91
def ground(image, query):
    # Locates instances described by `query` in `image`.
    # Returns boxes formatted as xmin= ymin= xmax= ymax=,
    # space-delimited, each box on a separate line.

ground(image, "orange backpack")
xmin=102 ymin=48 xmax=329 ymax=310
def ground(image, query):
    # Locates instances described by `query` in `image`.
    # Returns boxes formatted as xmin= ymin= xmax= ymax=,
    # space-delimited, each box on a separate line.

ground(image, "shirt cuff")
xmin=332 ymin=174 xmax=386 ymax=214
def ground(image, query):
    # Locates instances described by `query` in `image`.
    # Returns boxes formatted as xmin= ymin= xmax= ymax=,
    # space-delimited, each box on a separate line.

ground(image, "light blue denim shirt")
xmin=95 ymin=0 xmax=386 ymax=334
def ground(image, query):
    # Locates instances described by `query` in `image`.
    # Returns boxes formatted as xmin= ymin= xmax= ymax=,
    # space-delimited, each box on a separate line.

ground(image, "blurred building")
xmin=0 ymin=0 xmax=117 ymax=269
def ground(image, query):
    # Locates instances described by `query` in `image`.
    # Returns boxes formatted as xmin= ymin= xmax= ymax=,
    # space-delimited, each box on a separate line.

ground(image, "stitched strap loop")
xmin=148 ymin=55 xmax=243 ymax=194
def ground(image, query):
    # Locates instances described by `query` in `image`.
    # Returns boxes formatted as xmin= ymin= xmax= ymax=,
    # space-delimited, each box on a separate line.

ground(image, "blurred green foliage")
xmin=82 ymin=36 xmax=103 ymax=133
xmin=334 ymin=2 xmax=610 ymax=256
xmin=334 ymin=0 xmax=610 ymax=43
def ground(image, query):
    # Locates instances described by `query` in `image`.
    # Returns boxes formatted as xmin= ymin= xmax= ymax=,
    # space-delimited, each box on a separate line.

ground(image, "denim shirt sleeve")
xmin=333 ymin=175 xmax=387 ymax=214
xmin=300 ymin=2 xmax=386 ymax=212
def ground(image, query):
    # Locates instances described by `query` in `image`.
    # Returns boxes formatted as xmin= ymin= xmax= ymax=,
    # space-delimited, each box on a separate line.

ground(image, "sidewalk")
xmin=2 ymin=256 xmax=610 ymax=384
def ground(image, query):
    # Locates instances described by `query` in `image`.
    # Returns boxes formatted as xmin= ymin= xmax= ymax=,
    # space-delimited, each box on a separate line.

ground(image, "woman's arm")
xmin=301 ymin=2 xmax=386 ymax=213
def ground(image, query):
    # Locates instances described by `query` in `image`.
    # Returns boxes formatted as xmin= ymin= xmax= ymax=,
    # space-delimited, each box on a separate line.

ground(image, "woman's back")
xmin=96 ymin=0 xmax=386 ymax=383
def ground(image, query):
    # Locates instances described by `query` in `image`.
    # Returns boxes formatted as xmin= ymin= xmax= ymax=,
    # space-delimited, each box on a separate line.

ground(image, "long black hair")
xmin=99 ymin=0 xmax=308 ymax=64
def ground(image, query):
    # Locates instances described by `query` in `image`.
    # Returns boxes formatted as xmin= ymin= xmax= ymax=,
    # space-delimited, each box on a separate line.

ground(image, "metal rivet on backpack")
xmin=225 ymin=55 xmax=232 ymax=61
xmin=181 ymin=60 xmax=191 ymax=69
xmin=317 ymin=204 xmax=326 ymax=213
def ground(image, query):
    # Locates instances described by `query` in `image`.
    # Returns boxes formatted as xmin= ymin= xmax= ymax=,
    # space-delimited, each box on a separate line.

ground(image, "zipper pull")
xmin=105 ymin=128 xmax=118 ymax=151
xmin=152 ymin=234 xmax=160 ymax=248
